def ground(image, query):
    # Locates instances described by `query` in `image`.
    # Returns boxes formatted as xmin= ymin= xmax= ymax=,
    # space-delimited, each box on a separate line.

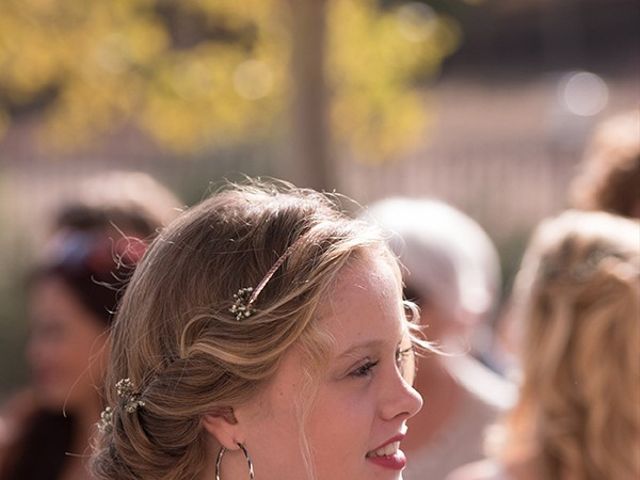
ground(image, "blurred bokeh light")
xmin=558 ymin=71 xmax=609 ymax=117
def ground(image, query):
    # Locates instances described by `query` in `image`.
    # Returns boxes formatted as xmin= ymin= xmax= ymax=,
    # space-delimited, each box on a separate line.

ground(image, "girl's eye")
xmin=395 ymin=346 xmax=414 ymax=366
xmin=347 ymin=346 xmax=415 ymax=380
xmin=350 ymin=360 xmax=379 ymax=378
xmin=396 ymin=346 xmax=416 ymax=381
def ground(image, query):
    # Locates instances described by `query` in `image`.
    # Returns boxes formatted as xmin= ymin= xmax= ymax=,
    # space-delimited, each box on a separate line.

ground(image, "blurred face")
xmin=233 ymin=252 xmax=423 ymax=480
xmin=27 ymin=277 xmax=109 ymax=411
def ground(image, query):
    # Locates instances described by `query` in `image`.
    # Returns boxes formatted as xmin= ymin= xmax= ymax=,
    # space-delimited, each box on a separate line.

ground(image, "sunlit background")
xmin=1 ymin=0 xmax=638 ymax=395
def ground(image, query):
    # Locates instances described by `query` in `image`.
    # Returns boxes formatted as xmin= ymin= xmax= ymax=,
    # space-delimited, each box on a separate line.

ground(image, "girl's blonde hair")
xmin=502 ymin=210 xmax=640 ymax=480
xmin=91 ymin=181 xmax=406 ymax=480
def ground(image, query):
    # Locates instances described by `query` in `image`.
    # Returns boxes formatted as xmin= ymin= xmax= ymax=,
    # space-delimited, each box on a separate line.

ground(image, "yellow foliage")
xmin=328 ymin=0 xmax=459 ymax=160
xmin=0 ymin=0 xmax=459 ymax=160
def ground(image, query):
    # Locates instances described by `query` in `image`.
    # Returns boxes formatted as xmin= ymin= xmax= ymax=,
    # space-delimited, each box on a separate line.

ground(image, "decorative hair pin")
xmin=116 ymin=378 xmax=146 ymax=413
xmin=228 ymin=237 xmax=304 ymax=321
xmin=230 ymin=287 xmax=255 ymax=320
xmin=98 ymin=406 xmax=114 ymax=433
xmin=97 ymin=378 xmax=145 ymax=433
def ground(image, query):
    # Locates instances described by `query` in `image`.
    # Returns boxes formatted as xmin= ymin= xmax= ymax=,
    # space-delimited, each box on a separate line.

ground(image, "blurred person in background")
xmin=0 ymin=172 xmax=181 ymax=480
xmin=448 ymin=210 xmax=640 ymax=480
xmin=365 ymin=198 xmax=515 ymax=480
xmin=570 ymin=109 xmax=640 ymax=219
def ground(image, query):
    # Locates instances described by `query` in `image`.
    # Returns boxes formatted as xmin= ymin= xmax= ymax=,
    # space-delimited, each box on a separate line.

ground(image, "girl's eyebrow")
xmin=335 ymin=339 xmax=386 ymax=360
xmin=335 ymin=335 xmax=406 ymax=360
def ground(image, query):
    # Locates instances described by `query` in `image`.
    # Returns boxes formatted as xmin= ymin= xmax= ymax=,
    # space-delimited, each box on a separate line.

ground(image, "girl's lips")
xmin=368 ymin=433 xmax=406 ymax=452
xmin=366 ymin=449 xmax=407 ymax=471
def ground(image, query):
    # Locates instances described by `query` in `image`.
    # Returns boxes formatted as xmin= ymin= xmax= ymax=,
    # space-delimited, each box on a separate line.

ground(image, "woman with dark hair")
xmin=0 ymin=172 xmax=181 ymax=480
xmin=1 ymin=230 xmax=145 ymax=480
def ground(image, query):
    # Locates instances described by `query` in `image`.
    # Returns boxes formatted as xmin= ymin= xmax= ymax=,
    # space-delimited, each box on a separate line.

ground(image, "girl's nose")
xmin=380 ymin=369 xmax=424 ymax=422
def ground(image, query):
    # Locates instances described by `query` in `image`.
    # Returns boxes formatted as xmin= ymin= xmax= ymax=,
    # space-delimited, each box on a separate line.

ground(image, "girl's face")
xmin=27 ymin=277 xmax=108 ymax=411
xmin=231 ymin=252 xmax=423 ymax=480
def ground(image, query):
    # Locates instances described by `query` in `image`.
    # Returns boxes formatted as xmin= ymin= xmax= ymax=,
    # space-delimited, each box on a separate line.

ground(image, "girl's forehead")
xmin=318 ymin=257 xmax=406 ymax=344
xmin=319 ymin=260 xmax=397 ymax=312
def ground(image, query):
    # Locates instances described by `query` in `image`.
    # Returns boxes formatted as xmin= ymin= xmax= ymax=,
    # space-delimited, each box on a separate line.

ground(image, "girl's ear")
xmin=202 ymin=407 xmax=243 ymax=450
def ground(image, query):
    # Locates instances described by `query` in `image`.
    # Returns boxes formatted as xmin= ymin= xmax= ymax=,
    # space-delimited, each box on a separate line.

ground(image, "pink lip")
xmin=366 ymin=450 xmax=407 ymax=471
xmin=366 ymin=434 xmax=407 ymax=471
xmin=369 ymin=434 xmax=405 ymax=452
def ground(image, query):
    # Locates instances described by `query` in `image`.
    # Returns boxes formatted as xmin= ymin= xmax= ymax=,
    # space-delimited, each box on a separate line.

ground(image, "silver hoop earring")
xmin=215 ymin=442 xmax=255 ymax=480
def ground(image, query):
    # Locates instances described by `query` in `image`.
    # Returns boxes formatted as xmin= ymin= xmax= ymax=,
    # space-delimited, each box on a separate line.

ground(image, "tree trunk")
xmin=284 ymin=0 xmax=334 ymax=191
